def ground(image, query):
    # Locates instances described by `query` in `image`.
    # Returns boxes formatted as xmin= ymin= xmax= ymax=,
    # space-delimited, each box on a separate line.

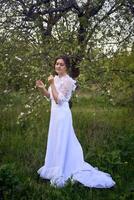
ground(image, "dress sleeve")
xmin=57 ymin=78 xmax=76 ymax=104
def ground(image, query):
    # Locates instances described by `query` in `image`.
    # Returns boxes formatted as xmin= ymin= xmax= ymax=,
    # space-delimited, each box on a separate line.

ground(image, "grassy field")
xmin=0 ymin=92 xmax=134 ymax=200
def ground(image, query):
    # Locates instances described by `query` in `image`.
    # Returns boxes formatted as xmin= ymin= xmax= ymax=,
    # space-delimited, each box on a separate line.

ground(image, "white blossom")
xmin=3 ymin=89 xmax=8 ymax=93
xmin=20 ymin=112 xmax=25 ymax=116
xmin=25 ymin=104 xmax=31 ymax=108
xmin=15 ymin=56 xmax=22 ymax=61
xmin=107 ymin=90 xmax=110 ymax=94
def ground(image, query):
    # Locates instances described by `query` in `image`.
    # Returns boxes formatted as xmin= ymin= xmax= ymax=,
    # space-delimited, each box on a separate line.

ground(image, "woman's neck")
xmin=58 ymin=73 xmax=68 ymax=78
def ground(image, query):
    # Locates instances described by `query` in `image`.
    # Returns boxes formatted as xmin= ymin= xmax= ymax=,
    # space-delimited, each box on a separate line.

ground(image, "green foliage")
xmin=0 ymin=35 xmax=51 ymax=93
xmin=0 ymin=92 xmax=134 ymax=199
xmin=78 ymin=50 xmax=134 ymax=106
xmin=0 ymin=23 xmax=134 ymax=108
xmin=102 ymin=50 xmax=134 ymax=105
xmin=0 ymin=163 xmax=22 ymax=199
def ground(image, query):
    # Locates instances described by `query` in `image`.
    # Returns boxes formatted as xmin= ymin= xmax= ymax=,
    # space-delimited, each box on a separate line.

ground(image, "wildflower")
xmin=107 ymin=90 xmax=110 ymax=94
xmin=15 ymin=56 xmax=22 ymax=61
xmin=3 ymin=90 xmax=8 ymax=94
xmin=20 ymin=112 xmax=25 ymax=116
xmin=25 ymin=104 xmax=31 ymax=108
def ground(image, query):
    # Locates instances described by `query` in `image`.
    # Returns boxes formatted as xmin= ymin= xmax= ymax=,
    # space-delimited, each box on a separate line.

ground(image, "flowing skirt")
xmin=37 ymin=101 xmax=115 ymax=188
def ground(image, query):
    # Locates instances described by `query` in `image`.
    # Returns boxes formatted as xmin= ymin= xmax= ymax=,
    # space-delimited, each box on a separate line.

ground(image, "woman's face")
xmin=55 ymin=59 xmax=67 ymax=76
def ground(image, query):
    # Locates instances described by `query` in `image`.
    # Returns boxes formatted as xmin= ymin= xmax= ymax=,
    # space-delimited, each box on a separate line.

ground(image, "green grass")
xmin=0 ymin=92 xmax=134 ymax=200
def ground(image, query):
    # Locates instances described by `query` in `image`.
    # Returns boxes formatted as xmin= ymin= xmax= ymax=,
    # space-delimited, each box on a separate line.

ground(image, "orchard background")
xmin=0 ymin=1 xmax=134 ymax=199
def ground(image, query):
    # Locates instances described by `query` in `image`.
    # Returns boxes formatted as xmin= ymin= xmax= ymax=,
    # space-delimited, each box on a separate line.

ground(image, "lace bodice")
xmin=48 ymin=74 xmax=76 ymax=104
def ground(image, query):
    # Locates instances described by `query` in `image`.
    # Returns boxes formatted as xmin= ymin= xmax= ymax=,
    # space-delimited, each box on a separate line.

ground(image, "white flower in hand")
xmin=48 ymin=75 xmax=54 ymax=85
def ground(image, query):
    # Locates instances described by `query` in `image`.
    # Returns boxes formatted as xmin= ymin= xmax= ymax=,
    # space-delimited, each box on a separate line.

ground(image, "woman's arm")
xmin=48 ymin=75 xmax=59 ymax=103
xmin=36 ymin=80 xmax=50 ymax=98
xmin=50 ymin=82 xmax=59 ymax=104
xmin=48 ymin=75 xmax=74 ymax=105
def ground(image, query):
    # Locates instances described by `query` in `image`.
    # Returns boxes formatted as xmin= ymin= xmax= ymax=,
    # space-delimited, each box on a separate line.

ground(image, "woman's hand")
xmin=36 ymin=80 xmax=50 ymax=98
xmin=36 ymin=80 xmax=45 ymax=89
xmin=48 ymin=75 xmax=54 ymax=85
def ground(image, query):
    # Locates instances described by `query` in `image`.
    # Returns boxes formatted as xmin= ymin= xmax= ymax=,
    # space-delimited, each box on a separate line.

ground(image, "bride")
xmin=36 ymin=55 xmax=115 ymax=188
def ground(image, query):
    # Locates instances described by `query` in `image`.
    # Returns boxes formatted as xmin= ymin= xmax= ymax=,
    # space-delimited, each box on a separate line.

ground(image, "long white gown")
xmin=37 ymin=74 xmax=116 ymax=188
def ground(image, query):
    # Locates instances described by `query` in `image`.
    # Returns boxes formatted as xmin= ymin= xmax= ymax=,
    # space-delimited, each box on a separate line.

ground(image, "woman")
xmin=36 ymin=55 xmax=115 ymax=188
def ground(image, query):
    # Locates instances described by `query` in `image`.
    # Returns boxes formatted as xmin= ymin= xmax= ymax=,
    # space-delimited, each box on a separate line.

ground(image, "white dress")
xmin=37 ymin=74 xmax=116 ymax=188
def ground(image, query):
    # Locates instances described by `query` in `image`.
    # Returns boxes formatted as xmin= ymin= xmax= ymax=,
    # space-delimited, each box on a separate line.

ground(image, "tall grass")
xmin=0 ymin=92 xmax=134 ymax=200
